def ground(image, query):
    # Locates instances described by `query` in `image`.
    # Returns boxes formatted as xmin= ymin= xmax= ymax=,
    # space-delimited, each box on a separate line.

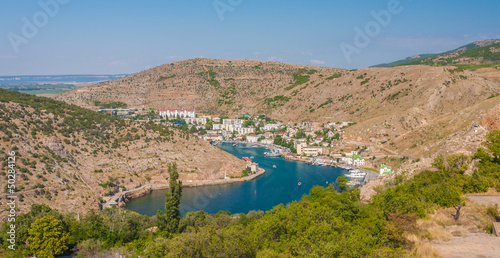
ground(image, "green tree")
xmin=337 ymin=176 xmax=349 ymax=191
xmin=157 ymin=163 xmax=182 ymax=233
xmin=28 ymin=216 xmax=69 ymax=258
xmin=485 ymin=130 xmax=500 ymax=159
xmin=205 ymin=120 xmax=213 ymax=130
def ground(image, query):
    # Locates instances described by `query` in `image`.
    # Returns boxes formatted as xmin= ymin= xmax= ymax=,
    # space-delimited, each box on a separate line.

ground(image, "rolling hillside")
xmin=56 ymin=54 xmax=500 ymax=162
xmin=0 ymin=90 xmax=245 ymax=218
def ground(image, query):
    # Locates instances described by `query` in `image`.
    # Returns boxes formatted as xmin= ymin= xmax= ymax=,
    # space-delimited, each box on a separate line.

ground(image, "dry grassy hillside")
xmin=0 ymin=90 xmax=245 ymax=218
xmin=57 ymin=58 xmax=500 ymax=161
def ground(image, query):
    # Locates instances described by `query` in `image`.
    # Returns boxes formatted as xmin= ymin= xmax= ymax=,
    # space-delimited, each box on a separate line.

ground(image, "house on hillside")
xmin=315 ymin=136 xmax=325 ymax=144
xmin=236 ymin=127 xmax=255 ymax=136
xmin=380 ymin=164 xmax=392 ymax=176
xmin=185 ymin=117 xmax=207 ymax=125
xmin=305 ymin=131 xmax=316 ymax=137
xmin=264 ymin=132 xmax=274 ymax=139
xmin=344 ymin=154 xmax=365 ymax=167
xmin=263 ymin=123 xmax=281 ymax=131
xmin=223 ymin=119 xmax=244 ymax=125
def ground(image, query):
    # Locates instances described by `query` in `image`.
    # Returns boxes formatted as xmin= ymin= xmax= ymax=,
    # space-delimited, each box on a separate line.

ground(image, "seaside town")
xmin=99 ymin=107 xmax=393 ymax=181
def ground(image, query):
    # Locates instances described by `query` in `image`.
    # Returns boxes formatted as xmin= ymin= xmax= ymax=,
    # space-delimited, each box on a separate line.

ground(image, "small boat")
xmin=250 ymin=156 xmax=254 ymax=159
xmin=264 ymin=152 xmax=281 ymax=157
xmin=273 ymin=165 xmax=277 ymax=168
xmin=298 ymin=182 xmax=302 ymax=186
xmin=232 ymin=143 xmax=238 ymax=147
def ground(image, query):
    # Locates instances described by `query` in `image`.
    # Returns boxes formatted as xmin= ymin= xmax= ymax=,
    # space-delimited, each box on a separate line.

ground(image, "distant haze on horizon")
xmin=1 ymin=0 xmax=499 ymax=76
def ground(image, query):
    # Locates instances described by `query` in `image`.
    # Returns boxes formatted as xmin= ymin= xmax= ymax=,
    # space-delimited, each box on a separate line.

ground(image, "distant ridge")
xmin=0 ymin=74 xmax=128 ymax=85
xmin=371 ymin=53 xmax=439 ymax=68
xmin=371 ymin=39 xmax=500 ymax=68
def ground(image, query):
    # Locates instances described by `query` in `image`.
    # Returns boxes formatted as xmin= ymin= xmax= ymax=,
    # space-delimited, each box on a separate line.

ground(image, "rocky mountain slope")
xmin=56 ymin=53 xmax=500 ymax=162
xmin=0 ymin=90 xmax=245 ymax=218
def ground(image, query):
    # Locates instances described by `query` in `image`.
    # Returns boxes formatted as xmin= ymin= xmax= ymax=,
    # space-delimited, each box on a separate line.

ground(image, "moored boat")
xmin=264 ymin=152 xmax=281 ymax=157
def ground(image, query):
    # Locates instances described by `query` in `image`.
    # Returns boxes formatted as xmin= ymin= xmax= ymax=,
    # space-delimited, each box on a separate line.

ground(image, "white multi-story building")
xmin=159 ymin=109 xmax=196 ymax=119
xmin=260 ymin=139 xmax=274 ymax=145
xmin=185 ymin=117 xmax=207 ymax=125
xmin=236 ymin=127 xmax=255 ymax=135
xmin=343 ymin=154 xmax=365 ymax=167
xmin=223 ymin=119 xmax=244 ymax=125
xmin=293 ymin=138 xmax=307 ymax=149
xmin=263 ymin=123 xmax=281 ymax=131
xmin=297 ymin=144 xmax=329 ymax=156
xmin=212 ymin=123 xmax=255 ymax=136
xmin=213 ymin=123 xmax=242 ymax=132
xmin=246 ymin=134 xmax=259 ymax=143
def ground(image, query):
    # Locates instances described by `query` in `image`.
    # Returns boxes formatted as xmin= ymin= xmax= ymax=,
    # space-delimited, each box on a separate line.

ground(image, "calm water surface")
xmin=125 ymin=143 xmax=349 ymax=216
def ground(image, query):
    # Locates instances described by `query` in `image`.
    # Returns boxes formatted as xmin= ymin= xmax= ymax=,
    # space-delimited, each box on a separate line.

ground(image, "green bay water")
xmin=125 ymin=143 xmax=349 ymax=216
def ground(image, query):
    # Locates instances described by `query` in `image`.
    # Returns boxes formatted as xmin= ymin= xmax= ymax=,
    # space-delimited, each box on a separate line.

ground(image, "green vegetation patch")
xmin=360 ymin=78 xmax=370 ymax=85
xmin=326 ymin=73 xmax=342 ymax=80
xmin=264 ymin=95 xmax=291 ymax=109
xmin=395 ymin=43 xmax=500 ymax=68
xmin=286 ymin=68 xmax=317 ymax=90
xmin=199 ymin=69 xmax=220 ymax=87
xmin=94 ymin=101 xmax=128 ymax=109
xmin=157 ymin=74 xmax=176 ymax=82
xmin=3 ymin=130 xmax=500 ymax=257
xmin=264 ymin=95 xmax=291 ymax=104
xmin=317 ymin=98 xmax=333 ymax=109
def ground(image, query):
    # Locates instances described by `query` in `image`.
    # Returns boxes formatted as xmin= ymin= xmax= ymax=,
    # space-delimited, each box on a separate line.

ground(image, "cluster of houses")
xmin=98 ymin=108 xmax=138 ymax=116
xmin=212 ymin=119 xmax=257 ymax=136
xmin=108 ymin=108 xmax=393 ymax=176
xmin=343 ymin=153 xmax=365 ymax=167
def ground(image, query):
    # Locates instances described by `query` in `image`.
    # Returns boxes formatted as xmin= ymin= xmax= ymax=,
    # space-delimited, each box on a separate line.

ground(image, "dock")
xmin=338 ymin=164 xmax=380 ymax=185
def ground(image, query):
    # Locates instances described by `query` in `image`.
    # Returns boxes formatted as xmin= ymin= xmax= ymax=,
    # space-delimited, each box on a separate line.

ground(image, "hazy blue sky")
xmin=1 ymin=0 xmax=499 ymax=75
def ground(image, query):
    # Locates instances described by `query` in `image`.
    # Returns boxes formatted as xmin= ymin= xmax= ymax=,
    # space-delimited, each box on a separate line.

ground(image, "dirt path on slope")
xmin=432 ymin=195 xmax=500 ymax=257
xmin=431 ymin=233 xmax=500 ymax=258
